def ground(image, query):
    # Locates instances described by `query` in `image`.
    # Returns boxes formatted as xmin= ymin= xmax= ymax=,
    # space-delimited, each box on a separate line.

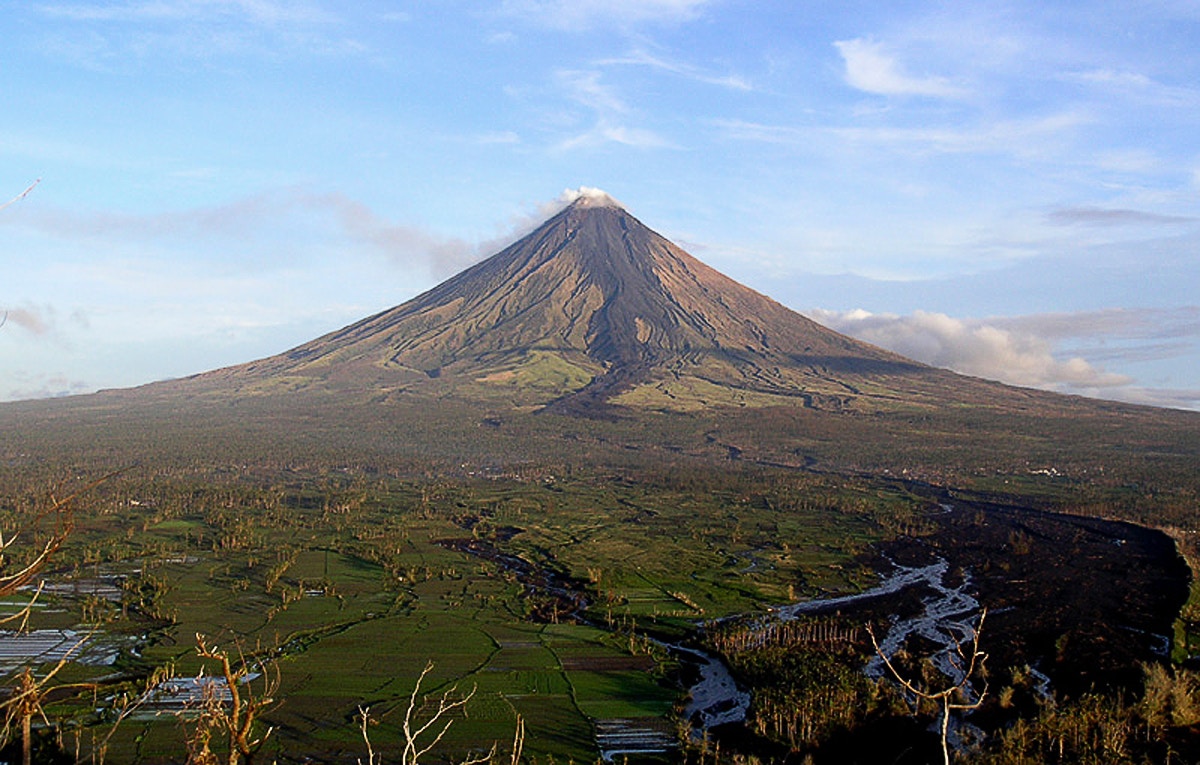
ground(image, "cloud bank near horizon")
xmin=810 ymin=307 xmax=1200 ymax=410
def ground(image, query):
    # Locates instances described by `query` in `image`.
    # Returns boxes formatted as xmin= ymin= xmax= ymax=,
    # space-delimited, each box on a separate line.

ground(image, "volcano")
xmin=190 ymin=189 xmax=987 ymax=415
xmin=4 ymin=187 xmax=1199 ymax=486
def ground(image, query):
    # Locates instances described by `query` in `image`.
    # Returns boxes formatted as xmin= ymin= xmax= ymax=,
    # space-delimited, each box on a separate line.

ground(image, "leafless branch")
xmin=187 ymin=634 xmax=280 ymax=765
xmin=0 ymin=179 xmax=40 ymax=213
xmin=401 ymin=661 xmax=488 ymax=765
xmin=508 ymin=715 xmax=524 ymax=765
xmin=868 ymin=609 xmax=988 ymax=765
xmin=358 ymin=706 xmax=379 ymax=765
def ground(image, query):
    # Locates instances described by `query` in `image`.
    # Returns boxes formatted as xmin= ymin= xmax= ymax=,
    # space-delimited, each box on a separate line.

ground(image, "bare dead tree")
xmin=1 ymin=491 xmax=76 ymax=601
xmin=358 ymin=661 xmax=524 ymax=765
xmin=3 ymin=470 xmax=133 ymax=598
xmin=868 ymin=609 xmax=988 ymax=765
xmin=400 ymin=661 xmax=490 ymax=765
xmin=185 ymin=634 xmax=280 ymax=765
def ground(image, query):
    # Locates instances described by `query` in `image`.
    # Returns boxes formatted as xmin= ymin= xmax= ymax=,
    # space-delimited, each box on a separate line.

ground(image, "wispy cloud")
xmin=552 ymin=69 xmax=676 ymax=151
xmin=555 ymin=124 xmax=675 ymax=151
xmin=1100 ymin=386 xmax=1200 ymax=411
xmin=33 ymin=0 xmax=362 ymax=67
xmin=4 ymin=372 xmax=92 ymax=401
xmin=0 ymin=304 xmax=88 ymax=350
xmin=1067 ymin=68 xmax=1200 ymax=108
xmin=312 ymin=192 xmax=483 ymax=278
xmin=711 ymin=119 xmax=805 ymax=145
xmin=990 ymin=308 xmax=1200 ymax=360
xmin=715 ymin=111 xmax=1087 ymax=158
xmin=598 ymin=49 xmax=753 ymax=91
xmin=831 ymin=111 xmax=1087 ymax=157
xmin=36 ymin=0 xmax=338 ymax=25
xmin=834 ymin=38 xmax=966 ymax=99
xmin=498 ymin=0 xmax=710 ymax=30
xmin=12 ymin=189 xmax=491 ymax=277
xmin=559 ymin=69 xmax=629 ymax=115
xmin=1045 ymin=207 xmax=1194 ymax=227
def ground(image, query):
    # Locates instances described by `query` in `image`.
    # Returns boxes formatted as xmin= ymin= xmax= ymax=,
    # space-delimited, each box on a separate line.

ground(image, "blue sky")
xmin=2 ymin=0 xmax=1199 ymax=409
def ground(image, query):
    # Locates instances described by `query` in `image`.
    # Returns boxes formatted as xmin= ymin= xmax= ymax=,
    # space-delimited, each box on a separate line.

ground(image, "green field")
xmin=0 ymin=465 xmax=927 ymax=763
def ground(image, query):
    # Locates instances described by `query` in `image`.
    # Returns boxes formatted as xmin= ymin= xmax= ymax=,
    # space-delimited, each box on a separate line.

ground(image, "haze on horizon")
xmin=1 ymin=1 xmax=1198 ymax=410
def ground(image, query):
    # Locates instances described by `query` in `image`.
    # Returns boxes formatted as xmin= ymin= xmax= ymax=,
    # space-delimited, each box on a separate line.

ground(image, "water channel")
xmin=675 ymin=555 xmax=982 ymax=734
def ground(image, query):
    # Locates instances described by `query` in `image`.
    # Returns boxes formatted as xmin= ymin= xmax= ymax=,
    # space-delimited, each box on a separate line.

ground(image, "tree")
xmin=357 ymin=660 xmax=524 ymax=765
xmin=182 ymin=634 xmax=280 ymax=765
xmin=869 ymin=610 xmax=988 ymax=765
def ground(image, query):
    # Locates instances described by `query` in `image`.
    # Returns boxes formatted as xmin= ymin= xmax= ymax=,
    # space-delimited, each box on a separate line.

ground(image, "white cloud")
xmin=1068 ymin=68 xmax=1199 ymax=107
xmin=1100 ymin=386 xmax=1200 ymax=411
xmin=712 ymin=119 xmax=804 ymax=144
xmin=1093 ymin=148 xmax=1163 ymax=175
xmin=810 ymin=308 xmax=1131 ymax=391
xmin=991 ymin=308 xmax=1200 ymax=357
xmin=2 ymin=372 xmax=92 ymax=402
xmin=834 ymin=38 xmax=966 ymax=98
xmin=558 ymin=69 xmax=629 ymax=115
xmin=808 ymin=305 xmax=1200 ymax=409
xmin=552 ymin=186 xmax=621 ymax=210
xmin=555 ymin=124 xmax=675 ymax=151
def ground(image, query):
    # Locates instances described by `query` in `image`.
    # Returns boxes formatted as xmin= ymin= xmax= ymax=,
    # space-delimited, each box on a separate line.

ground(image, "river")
xmin=677 ymin=554 xmax=983 ymax=733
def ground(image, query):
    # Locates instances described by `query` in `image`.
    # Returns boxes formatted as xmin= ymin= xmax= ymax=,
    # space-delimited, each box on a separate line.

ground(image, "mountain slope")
xmin=196 ymin=191 xmax=965 ymax=412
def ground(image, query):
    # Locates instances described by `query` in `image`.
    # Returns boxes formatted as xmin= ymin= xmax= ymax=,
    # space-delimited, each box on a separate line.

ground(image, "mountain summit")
xmin=191 ymin=189 xmax=1026 ymax=415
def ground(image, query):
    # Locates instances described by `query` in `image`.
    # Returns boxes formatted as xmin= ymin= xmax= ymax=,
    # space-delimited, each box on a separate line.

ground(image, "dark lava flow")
xmin=875 ymin=496 xmax=1190 ymax=698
